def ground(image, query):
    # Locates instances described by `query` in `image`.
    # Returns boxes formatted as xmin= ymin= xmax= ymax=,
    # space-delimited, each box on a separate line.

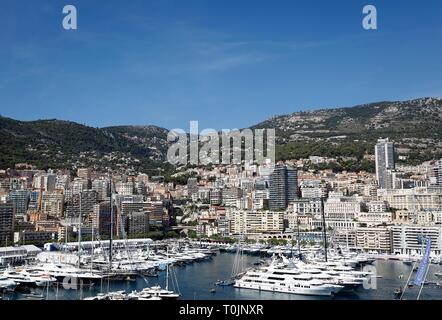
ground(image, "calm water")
xmin=5 ymin=253 xmax=442 ymax=300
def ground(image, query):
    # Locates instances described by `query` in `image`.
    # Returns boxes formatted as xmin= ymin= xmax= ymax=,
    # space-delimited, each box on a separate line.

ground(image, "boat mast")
xmin=296 ymin=217 xmax=301 ymax=259
xmin=78 ymin=193 xmax=82 ymax=269
xmin=344 ymin=210 xmax=349 ymax=252
xmin=109 ymin=175 xmax=113 ymax=271
xmin=321 ymin=197 xmax=328 ymax=262
xmin=439 ymin=212 xmax=442 ymax=261
xmin=166 ymin=246 xmax=169 ymax=290
xmin=90 ymin=221 xmax=94 ymax=273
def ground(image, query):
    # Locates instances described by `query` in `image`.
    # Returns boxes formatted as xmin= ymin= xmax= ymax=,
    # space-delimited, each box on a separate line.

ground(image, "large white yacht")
xmin=2 ymin=268 xmax=56 ymax=287
xmin=28 ymin=263 xmax=104 ymax=283
xmin=0 ymin=276 xmax=17 ymax=291
xmin=234 ymin=266 xmax=344 ymax=296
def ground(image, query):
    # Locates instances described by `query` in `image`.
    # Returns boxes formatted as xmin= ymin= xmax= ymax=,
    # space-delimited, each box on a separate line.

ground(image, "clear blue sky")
xmin=1 ymin=0 xmax=442 ymax=130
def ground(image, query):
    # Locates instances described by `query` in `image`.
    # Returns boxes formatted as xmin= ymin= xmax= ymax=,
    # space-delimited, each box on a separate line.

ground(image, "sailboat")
xmin=399 ymin=236 xmax=432 ymax=300
xmin=141 ymin=247 xmax=180 ymax=299
xmin=216 ymin=238 xmax=245 ymax=287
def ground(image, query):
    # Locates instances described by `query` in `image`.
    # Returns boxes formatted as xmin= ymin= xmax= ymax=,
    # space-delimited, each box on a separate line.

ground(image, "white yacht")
xmin=140 ymin=285 xmax=180 ymax=299
xmin=234 ymin=267 xmax=344 ymax=296
xmin=84 ymin=290 xmax=127 ymax=300
xmin=28 ymin=263 xmax=104 ymax=283
xmin=2 ymin=268 xmax=55 ymax=287
xmin=0 ymin=276 xmax=17 ymax=291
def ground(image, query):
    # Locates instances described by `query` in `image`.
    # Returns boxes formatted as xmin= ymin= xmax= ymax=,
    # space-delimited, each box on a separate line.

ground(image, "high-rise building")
xmin=210 ymin=189 xmax=222 ymax=205
xmin=0 ymin=203 xmax=14 ymax=244
xmin=8 ymin=190 xmax=30 ymax=216
xmin=92 ymin=201 xmax=117 ymax=237
xmin=433 ymin=159 xmax=442 ymax=186
xmin=92 ymin=179 xmax=110 ymax=201
xmin=375 ymin=138 xmax=395 ymax=189
xmin=126 ymin=211 xmax=149 ymax=236
xmin=71 ymin=178 xmax=89 ymax=195
xmin=33 ymin=173 xmax=57 ymax=192
xmin=41 ymin=191 xmax=65 ymax=218
xmin=269 ymin=164 xmax=298 ymax=210
xmin=65 ymin=190 xmax=97 ymax=218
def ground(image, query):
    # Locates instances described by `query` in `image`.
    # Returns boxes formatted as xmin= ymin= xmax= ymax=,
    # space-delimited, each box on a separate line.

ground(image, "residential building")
xmin=375 ymin=138 xmax=395 ymax=189
xmin=269 ymin=164 xmax=298 ymax=210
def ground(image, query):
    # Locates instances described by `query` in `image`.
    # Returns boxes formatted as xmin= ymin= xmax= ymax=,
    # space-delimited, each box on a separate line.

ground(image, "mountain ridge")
xmin=2 ymin=96 xmax=442 ymax=172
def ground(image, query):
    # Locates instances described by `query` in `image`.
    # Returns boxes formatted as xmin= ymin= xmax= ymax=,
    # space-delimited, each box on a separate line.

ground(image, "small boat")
xmin=22 ymin=292 xmax=45 ymax=300
xmin=210 ymin=288 xmax=216 ymax=293
xmin=403 ymin=258 xmax=413 ymax=266
xmin=215 ymin=279 xmax=235 ymax=286
xmin=141 ymin=286 xmax=180 ymax=300
xmin=144 ymin=270 xmax=159 ymax=277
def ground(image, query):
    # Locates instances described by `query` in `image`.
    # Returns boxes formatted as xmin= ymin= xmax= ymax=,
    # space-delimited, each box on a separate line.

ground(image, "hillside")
xmin=2 ymin=97 xmax=442 ymax=174
xmin=252 ymin=97 xmax=442 ymax=166
xmin=0 ymin=117 xmax=171 ymax=174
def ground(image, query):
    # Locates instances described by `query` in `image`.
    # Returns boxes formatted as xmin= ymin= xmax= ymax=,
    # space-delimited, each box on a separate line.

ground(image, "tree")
xmin=188 ymin=230 xmax=198 ymax=239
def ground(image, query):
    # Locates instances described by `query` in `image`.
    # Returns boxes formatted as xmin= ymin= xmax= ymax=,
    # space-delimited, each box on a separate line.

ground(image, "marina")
xmin=0 ymin=240 xmax=441 ymax=300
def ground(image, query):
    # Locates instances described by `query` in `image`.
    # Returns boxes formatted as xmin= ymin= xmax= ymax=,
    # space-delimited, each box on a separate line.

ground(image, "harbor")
xmin=1 ymin=240 xmax=441 ymax=300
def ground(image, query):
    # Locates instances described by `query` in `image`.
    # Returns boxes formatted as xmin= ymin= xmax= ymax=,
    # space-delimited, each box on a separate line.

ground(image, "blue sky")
xmin=1 ymin=0 xmax=442 ymax=130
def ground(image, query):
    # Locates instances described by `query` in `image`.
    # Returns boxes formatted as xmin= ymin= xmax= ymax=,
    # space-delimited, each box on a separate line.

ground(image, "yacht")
xmin=28 ymin=263 xmax=104 ymax=283
xmin=140 ymin=285 xmax=180 ymax=299
xmin=127 ymin=290 xmax=162 ymax=300
xmin=234 ymin=267 xmax=344 ymax=296
xmin=84 ymin=290 xmax=127 ymax=300
xmin=0 ymin=276 xmax=17 ymax=291
xmin=2 ymin=268 xmax=55 ymax=287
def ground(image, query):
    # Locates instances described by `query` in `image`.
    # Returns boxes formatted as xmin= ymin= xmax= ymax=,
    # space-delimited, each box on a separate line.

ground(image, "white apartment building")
xmin=357 ymin=211 xmax=393 ymax=226
xmin=377 ymin=187 xmax=442 ymax=211
xmin=356 ymin=227 xmax=392 ymax=253
xmin=367 ymin=201 xmax=389 ymax=212
xmin=289 ymin=198 xmax=322 ymax=215
xmin=391 ymin=225 xmax=442 ymax=255
xmin=324 ymin=197 xmax=362 ymax=220
xmin=300 ymin=187 xmax=326 ymax=199
xmin=311 ymin=219 xmax=357 ymax=231
xmin=229 ymin=210 xmax=284 ymax=235
xmin=286 ymin=198 xmax=322 ymax=230
xmin=287 ymin=213 xmax=313 ymax=231
xmin=357 ymin=201 xmax=392 ymax=226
